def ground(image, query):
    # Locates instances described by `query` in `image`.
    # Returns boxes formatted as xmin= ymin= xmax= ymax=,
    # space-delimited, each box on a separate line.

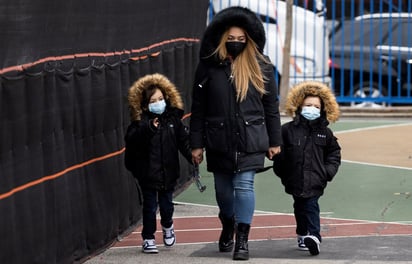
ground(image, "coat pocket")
xmin=244 ymin=117 xmax=269 ymax=152
xmin=205 ymin=119 xmax=228 ymax=152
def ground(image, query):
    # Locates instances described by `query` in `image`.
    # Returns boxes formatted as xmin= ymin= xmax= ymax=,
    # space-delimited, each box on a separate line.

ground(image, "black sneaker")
xmin=304 ymin=235 xmax=320 ymax=256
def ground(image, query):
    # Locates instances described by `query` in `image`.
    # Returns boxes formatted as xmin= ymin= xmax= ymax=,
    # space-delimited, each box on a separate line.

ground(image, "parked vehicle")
xmin=209 ymin=0 xmax=331 ymax=88
xmin=329 ymin=13 xmax=412 ymax=107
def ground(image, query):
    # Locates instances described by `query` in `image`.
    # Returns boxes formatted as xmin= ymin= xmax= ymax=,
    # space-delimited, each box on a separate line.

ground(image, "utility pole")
xmin=279 ymin=0 xmax=293 ymax=111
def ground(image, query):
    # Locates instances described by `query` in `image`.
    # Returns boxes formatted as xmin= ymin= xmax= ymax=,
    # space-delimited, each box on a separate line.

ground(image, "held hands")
xmin=192 ymin=148 xmax=204 ymax=165
xmin=267 ymin=146 xmax=281 ymax=160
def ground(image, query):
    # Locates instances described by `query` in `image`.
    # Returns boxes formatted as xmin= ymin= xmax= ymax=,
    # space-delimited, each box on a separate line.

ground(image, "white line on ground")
xmin=342 ymin=159 xmax=412 ymax=171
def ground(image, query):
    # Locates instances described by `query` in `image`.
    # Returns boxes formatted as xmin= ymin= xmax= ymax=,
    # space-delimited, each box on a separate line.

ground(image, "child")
xmin=272 ymin=81 xmax=341 ymax=256
xmin=124 ymin=73 xmax=192 ymax=254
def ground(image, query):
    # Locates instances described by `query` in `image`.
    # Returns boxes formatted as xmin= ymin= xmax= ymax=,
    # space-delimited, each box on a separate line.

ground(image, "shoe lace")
xmin=144 ymin=240 xmax=155 ymax=247
xmin=164 ymin=227 xmax=174 ymax=238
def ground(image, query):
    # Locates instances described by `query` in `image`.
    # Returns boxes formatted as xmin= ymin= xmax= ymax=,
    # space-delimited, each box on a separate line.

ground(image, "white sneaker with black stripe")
xmin=142 ymin=239 xmax=158 ymax=254
xmin=297 ymin=235 xmax=309 ymax=251
xmin=162 ymin=224 xmax=176 ymax=247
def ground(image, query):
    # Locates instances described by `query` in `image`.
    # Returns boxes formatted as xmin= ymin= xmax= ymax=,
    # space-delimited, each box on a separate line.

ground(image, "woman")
xmin=190 ymin=6 xmax=282 ymax=261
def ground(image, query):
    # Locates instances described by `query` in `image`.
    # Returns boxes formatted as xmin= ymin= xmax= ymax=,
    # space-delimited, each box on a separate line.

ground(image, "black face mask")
xmin=225 ymin=41 xmax=246 ymax=59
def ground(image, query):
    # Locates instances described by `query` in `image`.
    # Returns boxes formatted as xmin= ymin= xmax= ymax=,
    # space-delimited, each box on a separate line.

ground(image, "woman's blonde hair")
xmin=214 ymin=28 xmax=268 ymax=102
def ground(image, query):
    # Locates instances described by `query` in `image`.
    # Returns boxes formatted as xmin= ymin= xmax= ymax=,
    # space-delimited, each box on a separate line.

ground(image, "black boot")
xmin=233 ymin=223 xmax=250 ymax=260
xmin=218 ymin=213 xmax=235 ymax=252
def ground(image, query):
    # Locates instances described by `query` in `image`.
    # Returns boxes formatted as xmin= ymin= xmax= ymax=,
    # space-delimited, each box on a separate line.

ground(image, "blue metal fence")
xmin=328 ymin=0 xmax=412 ymax=106
xmin=210 ymin=0 xmax=412 ymax=106
xmin=209 ymin=0 xmax=332 ymax=91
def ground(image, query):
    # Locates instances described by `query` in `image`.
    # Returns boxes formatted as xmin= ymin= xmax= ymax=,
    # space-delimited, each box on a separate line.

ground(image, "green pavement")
xmin=175 ymin=118 xmax=412 ymax=224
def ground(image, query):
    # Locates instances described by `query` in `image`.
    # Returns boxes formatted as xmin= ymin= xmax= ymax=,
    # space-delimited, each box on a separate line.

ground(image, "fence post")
xmin=279 ymin=0 xmax=293 ymax=111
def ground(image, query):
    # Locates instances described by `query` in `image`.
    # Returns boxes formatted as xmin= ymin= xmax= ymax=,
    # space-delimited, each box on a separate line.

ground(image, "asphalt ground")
xmin=84 ymin=203 xmax=412 ymax=264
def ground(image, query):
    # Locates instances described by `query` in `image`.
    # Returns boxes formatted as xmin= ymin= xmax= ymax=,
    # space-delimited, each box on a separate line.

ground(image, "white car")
xmin=210 ymin=0 xmax=331 ymax=88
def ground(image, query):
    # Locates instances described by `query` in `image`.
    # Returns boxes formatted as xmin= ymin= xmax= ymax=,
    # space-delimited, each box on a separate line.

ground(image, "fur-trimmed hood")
xmin=285 ymin=81 xmax=340 ymax=123
xmin=127 ymin=73 xmax=184 ymax=121
xmin=200 ymin=6 xmax=265 ymax=62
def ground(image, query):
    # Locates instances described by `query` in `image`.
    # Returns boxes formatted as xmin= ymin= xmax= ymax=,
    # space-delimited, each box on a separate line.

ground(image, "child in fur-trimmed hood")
xmin=273 ymin=81 xmax=341 ymax=256
xmin=124 ymin=73 xmax=192 ymax=254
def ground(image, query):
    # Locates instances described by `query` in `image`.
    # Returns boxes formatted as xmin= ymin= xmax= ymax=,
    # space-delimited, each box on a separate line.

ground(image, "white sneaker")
xmin=162 ymin=224 xmax=176 ymax=247
xmin=297 ymin=235 xmax=309 ymax=251
xmin=142 ymin=239 xmax=158 ymax=254
xmin=304 ymin=235 xmax=320 ymax=255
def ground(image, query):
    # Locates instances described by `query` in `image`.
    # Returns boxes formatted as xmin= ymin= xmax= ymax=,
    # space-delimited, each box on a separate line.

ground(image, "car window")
xmin=382 ymin=19 xmax=412 ymax=48
xmin=333 ymin=20 xmax=392 ymax=47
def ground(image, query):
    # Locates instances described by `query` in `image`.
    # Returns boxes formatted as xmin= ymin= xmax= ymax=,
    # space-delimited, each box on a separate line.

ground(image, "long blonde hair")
xmin=215 ymin=29 xmax=268 ymax=102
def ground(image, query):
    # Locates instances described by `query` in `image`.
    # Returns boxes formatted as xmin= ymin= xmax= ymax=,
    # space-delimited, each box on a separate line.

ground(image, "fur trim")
xmin=128 ymin=73 xmax=184 ymax=121
xmin=200 ymin=6 xmax=265 ymax=60
xmin=285 ymin=81 xmax=340 ymax=122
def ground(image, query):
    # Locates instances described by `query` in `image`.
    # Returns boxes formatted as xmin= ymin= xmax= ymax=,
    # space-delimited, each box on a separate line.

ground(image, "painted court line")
xmin=334 ymin=122 xmax=412 ymax=134
xmin=342 ymin=159 xmax=412 ymax=170
xmin=113 ymin=214 xmax=412 ymax=248
xmin=112 ymin=122 xmax=412 ymax=249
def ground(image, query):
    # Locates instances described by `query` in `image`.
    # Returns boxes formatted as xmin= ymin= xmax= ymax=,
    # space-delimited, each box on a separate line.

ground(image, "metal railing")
xmin=210 ymin=0 xmax=412 ymax=107
xmin=328 ymin=1 xmax=412 ymax=107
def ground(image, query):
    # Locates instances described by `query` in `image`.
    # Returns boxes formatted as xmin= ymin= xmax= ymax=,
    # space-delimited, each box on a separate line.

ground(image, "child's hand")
xmin=192 ymin=148 xmax=204 ymax=164
xmin=152 ymin=117 xmax=160 ymax=128
xmin=267 ymin=146 xmax=281 ymax=160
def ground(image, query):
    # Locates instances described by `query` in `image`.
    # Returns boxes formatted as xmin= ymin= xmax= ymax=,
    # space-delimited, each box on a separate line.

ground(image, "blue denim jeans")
xmin=141 ymin=188 xmax=174 ymax=240
xmin=293 ymin=195 xmax=322 ymax=242
xmin=213 ymin=170 xmax=255 ymax=224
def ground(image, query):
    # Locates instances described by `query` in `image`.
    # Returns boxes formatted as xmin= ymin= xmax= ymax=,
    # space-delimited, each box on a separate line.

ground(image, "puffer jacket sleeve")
xmin=190 ymin=61 xmax=208 ymax=149
xmin=324 ymin=128 xmax=341 ymax=181
xmin=261 ymin=62 xmax=282 ymax=147
xmin=176 ymin=118 xmax=193 ymax=164
xmin=124 ymin=118 xmax=156 ymax=173
xmin=272 ymin=148 xmax=285 ymax=179
xmin=272 ymin=123 xmax=289 ymax=180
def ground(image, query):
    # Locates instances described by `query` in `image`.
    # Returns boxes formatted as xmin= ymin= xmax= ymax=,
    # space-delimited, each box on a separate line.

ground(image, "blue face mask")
xmin=301 ymin=106 xmax=321 ymax=120
xmin=148 ymin=99 xmax=166 ymax=115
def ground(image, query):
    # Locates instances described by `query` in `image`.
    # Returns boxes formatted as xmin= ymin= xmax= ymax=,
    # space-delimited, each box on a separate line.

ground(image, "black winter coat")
xmin=190 ymin=59 xmax=282 ymax=173
xmin=272 ymin=115 xmax=341 ymax=198
xmin=125 ymin=107 xmax=192 ymax=190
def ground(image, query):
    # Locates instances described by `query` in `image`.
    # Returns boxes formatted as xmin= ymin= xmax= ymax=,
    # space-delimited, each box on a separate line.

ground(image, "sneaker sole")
xmin=304 ymin=237 xmax=319 ymax=256
xmin=164 ymin=238 xmax=176 ymax=247
xmin=143 ymin=249 xmax=158 ymax=254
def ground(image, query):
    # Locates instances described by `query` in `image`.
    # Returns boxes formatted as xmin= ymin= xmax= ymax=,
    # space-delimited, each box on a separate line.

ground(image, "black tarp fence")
xmin=0 ymin=1 xmax=209 ymax=263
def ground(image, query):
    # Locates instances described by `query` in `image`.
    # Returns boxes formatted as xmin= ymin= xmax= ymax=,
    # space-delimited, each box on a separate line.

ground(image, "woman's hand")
xmin=267 ymin=146 xmax=281 ymax=160
xmin=192 ymin=148 xmax=204 ymax=164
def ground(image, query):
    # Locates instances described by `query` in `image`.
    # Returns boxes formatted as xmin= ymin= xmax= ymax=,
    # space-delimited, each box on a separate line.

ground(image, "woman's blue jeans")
xmin=293 ymin=195 xmax=322 ymax=242
xmin=213 ymin=170 xmax=255 ymax=224
xmin=141 ymin=188 xmax=174 ymax=240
